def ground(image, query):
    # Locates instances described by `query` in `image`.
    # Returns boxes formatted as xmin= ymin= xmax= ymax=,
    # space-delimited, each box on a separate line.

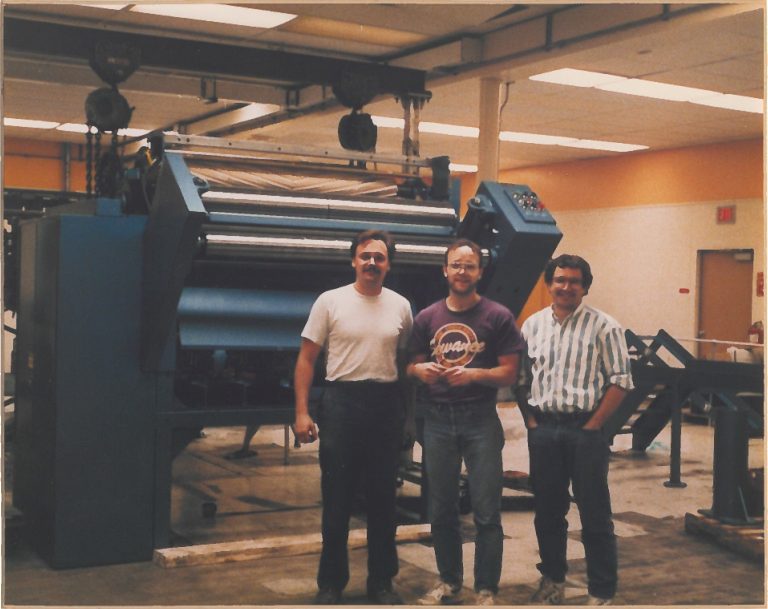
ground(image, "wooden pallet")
xmin=684 ymin=512 xmax=764 ymax=562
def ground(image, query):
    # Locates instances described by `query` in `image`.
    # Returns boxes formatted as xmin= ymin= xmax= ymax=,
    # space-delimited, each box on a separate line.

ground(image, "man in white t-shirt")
xmin=294 ymin=229 xmax=413 ymax=605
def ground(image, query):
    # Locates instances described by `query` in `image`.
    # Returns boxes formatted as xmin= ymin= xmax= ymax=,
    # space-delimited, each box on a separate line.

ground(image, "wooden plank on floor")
xmin=154 ymin=523 xmax=432 ymax=568
xmin=684 ymin=512 xmax=764 ymax=562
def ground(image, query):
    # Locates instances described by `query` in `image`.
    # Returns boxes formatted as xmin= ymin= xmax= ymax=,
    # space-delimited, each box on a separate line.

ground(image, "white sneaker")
xmin=475 ymin=590 xmax=496 ymax=606
xmin=418 ymin=581 xmax=463 ymax=605
xmin=586 ymin=594 xmax=612 ymax=605
xmin=529 ymin=576 xmax=565 ymax=605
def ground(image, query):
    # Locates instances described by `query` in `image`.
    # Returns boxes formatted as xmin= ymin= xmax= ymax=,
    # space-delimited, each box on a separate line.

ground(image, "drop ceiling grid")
xmin=266 ymin=3 xmax=512 ymax=35
xmin=620 ymin=122 xmax=759 ymax=148
xmin=577 ymin=21 xmax=761 ymax=84
xmin=2 ymin=3 xmax=763 ymax=169
xmin=684 ymin=56 xmax=765 ymax=89
xmin=500 ymin=141 xmax=610 ymax=168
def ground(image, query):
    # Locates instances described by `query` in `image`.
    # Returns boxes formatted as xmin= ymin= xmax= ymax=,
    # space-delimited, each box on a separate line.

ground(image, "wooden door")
xmin=697 ymin=250 xmax=753 ymax=360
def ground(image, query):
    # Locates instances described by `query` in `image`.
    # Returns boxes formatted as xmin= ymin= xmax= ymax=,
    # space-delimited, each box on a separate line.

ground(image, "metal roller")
xmin=202 ymin=233 xmax=449 ymax=265
xmin=200 ymin=190 xmax=457 ymax=225
xmin=178 ymin=286 xmax=317 ymax=320
xmin=177 ymin=287 xmax=317 ymax=349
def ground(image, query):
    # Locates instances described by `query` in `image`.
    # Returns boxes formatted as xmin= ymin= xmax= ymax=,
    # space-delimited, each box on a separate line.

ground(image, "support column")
xmin=477 ymin=77 xmax=502 ymax=183
xmin=62 ymin=142 xmax=71 ymax=191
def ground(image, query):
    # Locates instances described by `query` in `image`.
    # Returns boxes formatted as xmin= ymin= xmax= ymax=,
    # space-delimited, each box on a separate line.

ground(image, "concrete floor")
xmin=4 ymin=406 xmax=765 ymax=606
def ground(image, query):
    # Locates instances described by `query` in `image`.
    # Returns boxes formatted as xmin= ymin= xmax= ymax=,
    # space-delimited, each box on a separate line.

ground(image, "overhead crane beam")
xmin=4 ymin=16 xmax=428 ymax=100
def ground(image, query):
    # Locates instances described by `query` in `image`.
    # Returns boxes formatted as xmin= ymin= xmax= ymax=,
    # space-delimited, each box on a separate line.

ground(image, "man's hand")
xmin=581 ymin=385 xmax=628 ymax=432
xmin=441 ymin=366 xmax=476 ymax=387
xmin=294 ymin=413 xmax=318 ymax=444
xmin=411 ymin=362 xmax=446 ymax=385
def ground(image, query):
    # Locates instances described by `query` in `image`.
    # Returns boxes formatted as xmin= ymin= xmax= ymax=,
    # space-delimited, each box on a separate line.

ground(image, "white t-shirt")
xmin=302 ymin=283 xmax=413 ymax=382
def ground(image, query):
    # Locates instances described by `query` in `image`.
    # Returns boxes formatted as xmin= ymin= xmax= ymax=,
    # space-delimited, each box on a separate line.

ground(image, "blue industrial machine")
xmin=11 ymin=133 xmax=562 ymax=567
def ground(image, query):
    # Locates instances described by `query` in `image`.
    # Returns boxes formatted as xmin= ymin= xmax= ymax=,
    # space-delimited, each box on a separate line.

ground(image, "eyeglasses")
xmin=552 ymin=277 xmax=583 ymax=287
xmin=448 ymin=262 xmax=479 ymax=272
xmin=358 ymin=252 xmax=387 ymax=263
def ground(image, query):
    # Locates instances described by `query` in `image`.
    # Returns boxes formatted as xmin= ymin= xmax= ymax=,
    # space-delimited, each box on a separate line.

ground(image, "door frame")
xmin=695 ymin=248 xmax=754 ymax=360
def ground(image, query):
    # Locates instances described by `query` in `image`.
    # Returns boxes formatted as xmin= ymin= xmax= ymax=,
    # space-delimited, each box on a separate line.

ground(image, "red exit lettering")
xmin=716 ymin=205 xmax=736 ymax=224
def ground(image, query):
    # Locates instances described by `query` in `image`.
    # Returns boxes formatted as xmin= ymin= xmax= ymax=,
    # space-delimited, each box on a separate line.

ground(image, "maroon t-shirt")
xmin=407 ymin=297 xmax=525 ymax=404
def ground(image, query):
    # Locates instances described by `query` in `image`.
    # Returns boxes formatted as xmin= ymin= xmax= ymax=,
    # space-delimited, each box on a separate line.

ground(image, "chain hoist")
xmin=83 ymin=40 xmax=140 ymax=199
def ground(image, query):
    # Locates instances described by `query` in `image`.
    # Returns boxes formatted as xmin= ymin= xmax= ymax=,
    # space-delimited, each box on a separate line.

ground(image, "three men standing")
xmin=294 ymin=233 xmax=632 ymax=606
xmin=517 ymin=254 xmax=633 ymax=606
xmin=407 ymin=239 xmax=525 ymax=606
xmin=294 ymin=230 xmax=412 ymax=605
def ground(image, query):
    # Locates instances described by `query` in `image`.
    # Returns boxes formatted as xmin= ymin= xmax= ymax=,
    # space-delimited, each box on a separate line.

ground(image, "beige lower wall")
xmin=549 ymin=197 xmax=765 ymax=343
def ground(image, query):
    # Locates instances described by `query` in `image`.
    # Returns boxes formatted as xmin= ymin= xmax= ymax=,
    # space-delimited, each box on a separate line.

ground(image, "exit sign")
xmin=716 ymin=205 xmax=736 ymax=224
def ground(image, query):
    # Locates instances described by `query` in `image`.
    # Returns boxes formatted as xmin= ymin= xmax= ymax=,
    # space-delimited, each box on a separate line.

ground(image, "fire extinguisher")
xmin=747 ymin=321 xmax=764 ymax=344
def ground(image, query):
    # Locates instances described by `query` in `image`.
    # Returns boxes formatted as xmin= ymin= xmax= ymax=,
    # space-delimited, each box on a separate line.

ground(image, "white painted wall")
xmin=551 ymin=198 xmax=765 ymax=343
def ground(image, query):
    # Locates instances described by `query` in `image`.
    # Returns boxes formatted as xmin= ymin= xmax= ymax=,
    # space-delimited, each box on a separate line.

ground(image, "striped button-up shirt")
xmin=520 ymin=303 xmax=634 ymax=413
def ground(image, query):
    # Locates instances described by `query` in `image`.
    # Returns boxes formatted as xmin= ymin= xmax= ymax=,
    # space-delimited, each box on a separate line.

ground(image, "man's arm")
xmin=514 ymin=385 xmax=538 ymax=429
xmin=582 ymin=385 xmax=628 ymax=431
xmin=294 ymin=337 xmax=323 ymax=444
xmin=441 ymin=353 xmax=519 ymax=388
xmin=584 ymin=323 xmax=633 ymax=430
xmin=398 ymin=348 xmax=418 ymax=448
xmin=513 ymin=351 xmax=537 ymax=428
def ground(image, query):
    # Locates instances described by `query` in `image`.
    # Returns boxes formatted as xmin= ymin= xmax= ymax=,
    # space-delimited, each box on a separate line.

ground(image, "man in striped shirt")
xmin=516 ymin=254 xmax=633 ymax=606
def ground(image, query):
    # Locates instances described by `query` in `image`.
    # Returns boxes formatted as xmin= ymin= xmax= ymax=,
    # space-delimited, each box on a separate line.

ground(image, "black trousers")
xmin=527 ymin=413 xmax=618 ymax=599
xmin=316 ymin=381 xmax=405 ymax=591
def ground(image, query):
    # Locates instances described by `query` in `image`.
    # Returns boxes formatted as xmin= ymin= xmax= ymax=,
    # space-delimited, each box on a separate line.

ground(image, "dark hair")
xmin=544 ymin=254 xmax=593 ymax=290
xmin=444 ymin=238 xmax=483 ymax=267
xmin=350 ymin=230 xmax=396 ymax=261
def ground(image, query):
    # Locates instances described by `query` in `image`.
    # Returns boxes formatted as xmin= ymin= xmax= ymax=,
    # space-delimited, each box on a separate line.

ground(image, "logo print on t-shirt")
xmin=430 ymin=323 xmax=486 ymax=368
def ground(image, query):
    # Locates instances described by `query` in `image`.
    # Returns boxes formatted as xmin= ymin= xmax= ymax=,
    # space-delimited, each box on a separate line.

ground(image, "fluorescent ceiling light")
xmin=214 ymin=103 xmax=280 ymax=125
xmin=4 ymin=117 xmax=60 ymax=129
xmin=372 ymin=116 xmax=404 ymax=129
xmin=597 ymin=79 xmax=714 ymax=102
xmin=501 ymin=130 xmax=646 ymax=151
xmin=56 ymin=123 xmax=148 ymax=137
xmin=449 ymin=163 xmax=478 ymax=173
xmin=57 ymin=123 xmax=91 ymax=133
xmin=373 ymin=116 xmax=479 ymax=137
xmin=420 ymin=122 xmax=479 ymax=138
xmin=693 ymin=94 xmax=764 ymax=113
xmin=561 ymin=139 xmax=647 ymax=152
xmin=77 ymin=4 xmax=128 ymax=9
xmin=131 ymin=4 xmax=296 ymax=28
xmin=530 ymin=68 xmax=624 ymax=88
xmin=500 ymin=132 xmax=577 ymax=146
xmin=372 ymin=116 xmax=644 ymax=152
xmin=530 ymin=68 xmax=763 ymax=113
xmin=239 ymin=103 xmax=280 ymax=118
xmin=118 ymin=127 xmax=150 ymax=137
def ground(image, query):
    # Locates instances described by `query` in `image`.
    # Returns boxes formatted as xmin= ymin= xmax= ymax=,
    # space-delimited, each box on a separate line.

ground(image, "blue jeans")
xmin=422 ymin=400 xmax=505 ymax=593
xmin=316 ymin=382 xmax=405 ymax=591
xmin=527 ymin=417 xmax=617 ymax=599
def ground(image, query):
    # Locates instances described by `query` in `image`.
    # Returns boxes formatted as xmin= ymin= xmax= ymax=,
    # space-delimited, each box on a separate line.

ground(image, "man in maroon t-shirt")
xmin=406 ymin=238 xmax=525 ymax=606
